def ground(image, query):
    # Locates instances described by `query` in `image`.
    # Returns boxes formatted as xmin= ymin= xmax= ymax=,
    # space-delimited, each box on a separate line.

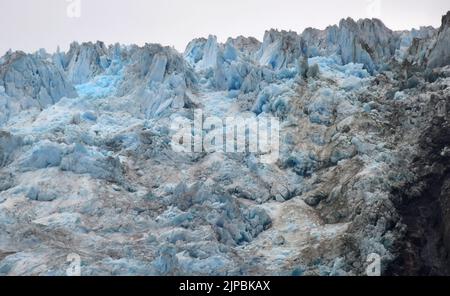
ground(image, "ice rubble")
xmin=1 ymin=13 xmax=450 ymax=275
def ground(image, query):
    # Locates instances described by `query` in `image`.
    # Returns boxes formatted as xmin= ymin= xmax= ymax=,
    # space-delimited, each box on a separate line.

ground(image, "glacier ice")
xmin=0 ymin=51 xmax=77 ymax=108
xmin=19 ymin=140 xmax=63 ymax=171
xmin=427 ymin=12 xmax=450 ymax=68
xmin=1 ymin=12 xmax=450 ymax=276
xmin=61 ymin=41 xmax=110 ymax=84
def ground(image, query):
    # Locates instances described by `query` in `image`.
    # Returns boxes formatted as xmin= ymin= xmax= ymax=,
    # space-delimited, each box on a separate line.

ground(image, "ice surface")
xmin=1 ymin=13 xmax=450 ymax=276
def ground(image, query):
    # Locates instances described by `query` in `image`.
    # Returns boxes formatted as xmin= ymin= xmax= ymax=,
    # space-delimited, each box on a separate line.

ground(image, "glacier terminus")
xmin=1 ymin=11 xmax=450 ymax=276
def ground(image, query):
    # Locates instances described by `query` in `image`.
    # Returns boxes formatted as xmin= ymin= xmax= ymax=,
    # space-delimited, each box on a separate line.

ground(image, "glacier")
xmin=1 ymin=12 xmax=450 ymax=276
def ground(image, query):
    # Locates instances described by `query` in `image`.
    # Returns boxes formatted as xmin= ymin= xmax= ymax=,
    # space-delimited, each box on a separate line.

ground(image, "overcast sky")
xmin=1 ymin=0 xmax=449 ymax=55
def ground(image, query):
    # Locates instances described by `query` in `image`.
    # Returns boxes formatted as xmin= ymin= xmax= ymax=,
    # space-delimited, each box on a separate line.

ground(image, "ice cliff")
xmin=0 ymin=51 xmax=77 ymax=120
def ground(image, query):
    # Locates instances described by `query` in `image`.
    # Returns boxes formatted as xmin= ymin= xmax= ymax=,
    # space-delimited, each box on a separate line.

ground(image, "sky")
xmin=0 ymin=0 xmax=449 ymax=55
